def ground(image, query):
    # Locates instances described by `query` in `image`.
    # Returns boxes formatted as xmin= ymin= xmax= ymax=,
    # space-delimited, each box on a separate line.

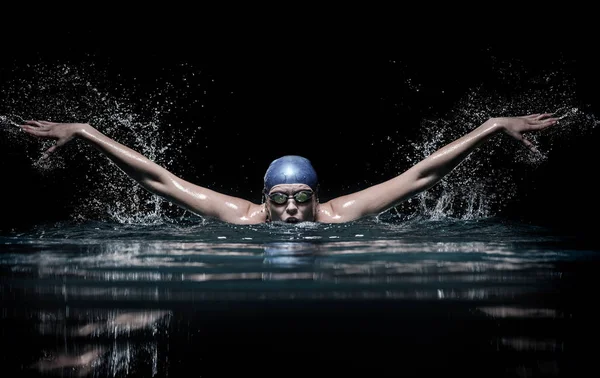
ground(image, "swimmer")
xmin=19 ymin=113 xmax=558 ymax=224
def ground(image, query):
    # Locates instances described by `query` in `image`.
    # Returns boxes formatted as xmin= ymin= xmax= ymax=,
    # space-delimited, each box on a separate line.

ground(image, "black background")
xmin=1 ymin=21 xmax=599 ymax=236
xmin=1 ymin=16 xmax=600 ymax=378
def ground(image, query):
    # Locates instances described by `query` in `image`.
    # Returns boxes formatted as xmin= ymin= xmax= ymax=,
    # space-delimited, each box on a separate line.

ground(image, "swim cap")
xmin=263 ymin=155 xmax=318 ymax=192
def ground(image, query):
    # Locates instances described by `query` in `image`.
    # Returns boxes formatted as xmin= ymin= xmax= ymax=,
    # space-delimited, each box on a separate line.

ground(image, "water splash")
xmin=389 ymin=59 xmax=597 ymax=221
xmin=0 ymin=114 xmax=24 ymax=128
xmin=3 ymin=58 xmax=596 ymax=226
xmin=1 ymin=61 xmax=205 ymax=225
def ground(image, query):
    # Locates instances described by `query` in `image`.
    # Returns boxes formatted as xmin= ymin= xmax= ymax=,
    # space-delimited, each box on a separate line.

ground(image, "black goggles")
xmin=267 ymin=190 xmax=314 ymax=205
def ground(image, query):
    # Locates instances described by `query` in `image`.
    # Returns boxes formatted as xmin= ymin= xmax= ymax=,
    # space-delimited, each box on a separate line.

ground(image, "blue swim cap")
xmin=263 ymin=155 xmax=318 ymax=192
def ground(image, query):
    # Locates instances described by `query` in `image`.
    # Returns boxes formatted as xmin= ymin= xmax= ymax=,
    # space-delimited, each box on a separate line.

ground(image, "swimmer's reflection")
xmin=262 ymin=241 xmax=322 ymax=267
xmin=32 ymin=309 xmax=170 ymax=376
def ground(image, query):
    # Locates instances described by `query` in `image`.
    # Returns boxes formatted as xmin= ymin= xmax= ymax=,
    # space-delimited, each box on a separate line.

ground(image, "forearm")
xmin=76 ymin=124 xmax=170 ymax=187
xmin=414 ymin=119 xmax=501 ymax=181
xmin=73 ymin=124 xmax=260 ymax=223
xmin=325 ymin=114 xmax=555 ymax=221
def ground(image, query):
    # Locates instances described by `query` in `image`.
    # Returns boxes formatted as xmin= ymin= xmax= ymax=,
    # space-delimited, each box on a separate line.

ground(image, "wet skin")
xmin=266 ymin=184 xmax=317 ymax=223
xmin=19 ymin=114 xmax=559 ymax=225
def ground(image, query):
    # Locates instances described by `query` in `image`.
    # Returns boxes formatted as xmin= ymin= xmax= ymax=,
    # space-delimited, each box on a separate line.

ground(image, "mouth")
xmin=285 ymin=217 xmax=299 ymax=224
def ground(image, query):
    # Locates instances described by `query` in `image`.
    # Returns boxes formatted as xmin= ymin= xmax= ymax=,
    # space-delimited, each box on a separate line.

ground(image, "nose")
xmin=285 ymin=200 xmax=299 ymax=215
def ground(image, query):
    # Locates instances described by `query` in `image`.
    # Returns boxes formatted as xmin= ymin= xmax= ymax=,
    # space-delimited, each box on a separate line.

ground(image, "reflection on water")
xmin=0 ymin=237 xmax=575 ymax=302
xmin=30 ymin=309 xmax=170 ymax=376
xmin=1 ymin=218 xmax=598 ymax=376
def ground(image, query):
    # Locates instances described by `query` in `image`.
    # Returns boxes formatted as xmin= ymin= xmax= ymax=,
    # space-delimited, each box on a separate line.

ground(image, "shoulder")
xmin=315 ymin=202 xmax=345 ymax=223
xmin=241 ymin=203 xmax=268 ymax=224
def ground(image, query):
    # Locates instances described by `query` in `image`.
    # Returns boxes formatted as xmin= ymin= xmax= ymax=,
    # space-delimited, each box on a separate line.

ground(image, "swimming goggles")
xmin=268 ymin=190 xmax=314 ymax=205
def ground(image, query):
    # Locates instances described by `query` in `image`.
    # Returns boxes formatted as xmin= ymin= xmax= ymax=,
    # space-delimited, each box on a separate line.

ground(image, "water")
xmin=2 ymin=44 xmax=599 ymax=377
xmin=1 ymin=217 xmax=598 ymax=377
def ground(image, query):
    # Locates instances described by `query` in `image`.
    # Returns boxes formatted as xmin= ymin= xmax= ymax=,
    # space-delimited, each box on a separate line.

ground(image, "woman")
xmin=20 ymin=113 xmax=558 ymax=224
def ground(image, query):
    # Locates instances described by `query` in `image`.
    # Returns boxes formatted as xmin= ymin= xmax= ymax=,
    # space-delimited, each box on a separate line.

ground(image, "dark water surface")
xmin=1 ymin=217 xmax=598 ymax=377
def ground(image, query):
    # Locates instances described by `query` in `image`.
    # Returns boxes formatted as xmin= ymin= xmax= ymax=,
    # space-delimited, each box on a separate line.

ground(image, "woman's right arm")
xmin=20 ymin=121 xmax=266 ymax=224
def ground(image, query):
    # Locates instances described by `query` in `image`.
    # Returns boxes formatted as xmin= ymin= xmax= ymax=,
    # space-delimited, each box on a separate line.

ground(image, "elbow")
xmin=414 ymin=173 xmax=441 ymax=193
xmin=415 ymin=162 xmax=451 ymax=189
xmin=139 ymin=172 xmax=172 ymax=196
xmin=140 ymin=180 xmax=168 ymax=197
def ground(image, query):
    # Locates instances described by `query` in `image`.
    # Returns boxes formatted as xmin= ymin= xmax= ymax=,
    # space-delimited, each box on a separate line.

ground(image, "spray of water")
xmin=2 ymin=57 xmax=596 ymax=226
xmin=388 ymin=59 xmax=597 ymax=221
xmin=1 ymin=61 xmax=205 ymax=225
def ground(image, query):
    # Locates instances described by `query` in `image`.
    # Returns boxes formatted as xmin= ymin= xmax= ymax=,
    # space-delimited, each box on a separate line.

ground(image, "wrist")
xmin=483 ymin=118 xmax=504 ymax=134
xmin=74 ymin=123 xmax=93 ymax=138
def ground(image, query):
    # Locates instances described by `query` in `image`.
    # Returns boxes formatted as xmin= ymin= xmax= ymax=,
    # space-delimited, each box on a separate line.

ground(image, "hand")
xmin=491 ymin=113 xmax=558 ymax=154
xmin=20 ymin=120 xmax=86 ymax=158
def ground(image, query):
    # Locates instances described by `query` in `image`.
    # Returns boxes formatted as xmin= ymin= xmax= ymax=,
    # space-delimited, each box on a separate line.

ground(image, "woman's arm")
xmin=20 ymin=120 xmax=266 ymax=224
xmin=318 ymin=113 xmax=558 ymax=223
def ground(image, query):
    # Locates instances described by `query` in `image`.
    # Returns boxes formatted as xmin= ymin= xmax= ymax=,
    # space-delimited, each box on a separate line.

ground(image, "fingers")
xmin=534 ymin=113 xmax=555 ymax=120
xmin=21 ymin=127 xmax=60 ymax=159
xmin=43 ymin=137 xmax=70 ymax=157
xmin=20 ymin=125 xmax=50 ymax=137
xmin=507 ymin=129 xmax=542 ymax=154
xmin=20 ymin=120 xmax=66 ymax=159
xmin=23 ymin=120 xmax=45 ymax=127
xmin=22 ymin=120 xmax=56 ymax=128
xmin=523 ymin=113 xmax=555 ymax=120
xmin=21 ymin=120 xmax=52 ymax=134
xmin=532 ymin=117 xmax=559 ymax=130
xmin=45 ymin=145 xmax=58 ymax=155
xmin=42 ymin=145 xmax=59 ymax=159
xmin=523 ymin=115 xmax=558 ymax=130
xmin=520 ymin=137 xmax=540 ymax=155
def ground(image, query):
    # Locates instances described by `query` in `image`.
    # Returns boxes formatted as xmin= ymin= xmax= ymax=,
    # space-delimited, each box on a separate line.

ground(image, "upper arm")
xmin=317 ymin=166 xmax=434 ymax=223
xmin=143 ymin=172 xmax=266 ymax=224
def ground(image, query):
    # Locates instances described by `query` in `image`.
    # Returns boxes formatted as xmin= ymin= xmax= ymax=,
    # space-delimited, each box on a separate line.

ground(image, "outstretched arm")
xmin=20 ymin=121 xmax=266 ymax=224
xmin=318 ymin=113 xmax=558 ymax=223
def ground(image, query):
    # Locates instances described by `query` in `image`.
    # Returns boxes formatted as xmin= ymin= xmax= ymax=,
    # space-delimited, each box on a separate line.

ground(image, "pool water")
xmin=1 ymin=216 xmax=598 ymax=377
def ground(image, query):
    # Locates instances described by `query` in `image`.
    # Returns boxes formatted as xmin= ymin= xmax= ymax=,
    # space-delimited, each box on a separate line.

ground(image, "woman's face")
xmin=265 ymin=184 xmax=317 ymax=223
